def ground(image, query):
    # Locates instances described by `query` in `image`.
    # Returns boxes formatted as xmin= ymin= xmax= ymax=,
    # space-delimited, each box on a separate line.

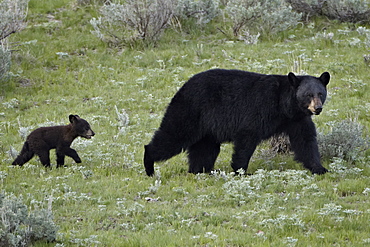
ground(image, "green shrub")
xmin=0 ymin=0 xmax=29 ymax=41
xmin=0 ymin=192 xmax=58 ymax=246
xmin=175 ymin=0 xmax=220 ymax=24
xmin=318 ymin=120 xmax=369 ymax=161
xmin=287 ymin=0 xmax=370 ymax=23
xmin=90 ymin=0 xmax=174 ymax=47
xmin=0 ymin=43 xmax=10 ymax=81
xmin=225 ymin=0 xmax=302 ymax=37
xmin=269 ymin=133 xmax=292 ymax=154
xmin=268 ymin=119 xmax=369 ymax=162
xmin=0 ymin=0 xmax=29 ymax=82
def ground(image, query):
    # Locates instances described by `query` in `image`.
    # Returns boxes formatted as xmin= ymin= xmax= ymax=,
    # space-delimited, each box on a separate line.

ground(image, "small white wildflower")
xmin=317 ymin=203 xmax=342 ymax=216
xmin=363 ymin=238 xmax=370 ymax=244
xmin=204 ymin=231 xmax=218 ymax=239
xmin=9 ymin=146 xmax=18 ymax=159
xmin=362 ymin=188 xmax=370 ymax=195
xmin=115 ymin=105 xmax=129 ymax=127
xmin=356 ymin=26 xmax=368 ymax=35
xmin=0 ymin=171 xmax=7 ymax=180
xmin=284 ymin=237 xmax=298 ymax=246
xmin=2 ymin=98 xmax=19 ymax=108
xmin=56 ymin=52 xmax=69 ymax=58
xmin=342 ymin=209 xmax=363 ymax=215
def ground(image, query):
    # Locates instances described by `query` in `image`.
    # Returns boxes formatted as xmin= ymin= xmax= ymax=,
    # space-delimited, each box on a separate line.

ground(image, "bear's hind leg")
xmin=231 ymin=131 xmax=259 ymax=173
xmin=187 ymin=136 xmax=220 ymax=174
xmin=56 ymin=149 xmax=67 ymax=168
xmin=37 ymin=151 xmax=51 ymax=168
xmin=144 ymin=130 xmax=184 ymax=176
xmin=12 ymin=142 xmax=34 ymax=166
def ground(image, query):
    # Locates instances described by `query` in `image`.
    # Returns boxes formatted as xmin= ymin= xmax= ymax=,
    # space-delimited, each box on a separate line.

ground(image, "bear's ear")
xmin=319 ymin=72 xmax=330 ymax=86
xmin=288 ymin=72 xmax=300 ymax=88
xmin=69 ymin=115 xmax=80 ymax=123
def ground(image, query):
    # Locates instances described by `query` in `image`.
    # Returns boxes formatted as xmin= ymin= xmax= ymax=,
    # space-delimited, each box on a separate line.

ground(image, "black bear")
xmin=144 ymin=69 xmax=330 ymax=176
xmin=12 ymin=115 xmax=95 ymax=167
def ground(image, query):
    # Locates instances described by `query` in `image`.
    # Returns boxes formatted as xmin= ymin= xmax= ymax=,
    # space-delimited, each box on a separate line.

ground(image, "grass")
xmin=1 ymin=1 xmax=370 ymax=246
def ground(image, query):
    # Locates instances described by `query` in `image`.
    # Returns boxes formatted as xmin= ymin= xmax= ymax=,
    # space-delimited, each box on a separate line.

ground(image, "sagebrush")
xmin=0 ymin=193 xmax=58 ymax=247
xmin=0 ymin=0 xmax=29 ymax=82
xmin=318 ymin=119 xmax=369 ymax=161
xmin=287 ymin=0 xmax=370 ymax=23
xmin=90 ymin=0 xmax=174 ymax=47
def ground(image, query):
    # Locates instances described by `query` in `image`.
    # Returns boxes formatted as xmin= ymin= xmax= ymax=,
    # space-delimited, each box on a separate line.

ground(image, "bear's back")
xmin=27 ymin=125 xmax=70 ymax=149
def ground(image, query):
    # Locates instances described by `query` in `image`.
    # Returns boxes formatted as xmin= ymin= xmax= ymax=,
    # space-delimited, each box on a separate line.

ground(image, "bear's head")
xmin=288 ymin=72 xmax=330 ymax=116
xmin=69 ymin=115 xmax=95 ymax=139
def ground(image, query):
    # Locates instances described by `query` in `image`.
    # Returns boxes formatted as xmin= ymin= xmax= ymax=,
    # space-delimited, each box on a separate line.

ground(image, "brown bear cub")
xmin=12 ymin=115 xmax=95 ymax=168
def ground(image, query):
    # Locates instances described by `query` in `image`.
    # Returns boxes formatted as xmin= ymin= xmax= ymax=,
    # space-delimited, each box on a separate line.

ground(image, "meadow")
xmin=1 ymin=0 xmax=370 ymax=246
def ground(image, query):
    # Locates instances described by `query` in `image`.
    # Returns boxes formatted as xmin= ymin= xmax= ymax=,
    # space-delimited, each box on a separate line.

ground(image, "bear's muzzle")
xmin=308 ymin=97 xmax=323 ymax=115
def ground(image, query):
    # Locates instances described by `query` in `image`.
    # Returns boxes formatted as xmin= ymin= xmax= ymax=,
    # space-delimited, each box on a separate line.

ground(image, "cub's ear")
xmin=288 ymin=72 xmax=300 ymax=88
xmin=69 ymin=115 xmax=80 ymax=123
xmin=319 ymin=72 xmax=330 ymax=86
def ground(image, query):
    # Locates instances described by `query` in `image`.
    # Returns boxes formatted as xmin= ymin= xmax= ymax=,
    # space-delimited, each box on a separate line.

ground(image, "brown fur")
xmin=12 ymin=115 xmax=95 ymax=167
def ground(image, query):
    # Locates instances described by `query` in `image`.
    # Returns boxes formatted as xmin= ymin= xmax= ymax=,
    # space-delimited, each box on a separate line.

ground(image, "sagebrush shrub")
xmin=287 ymin=0 xmax=370 ymax=23
xmin=175 ymin=0 xmax=220 ymax=24
xmin=225 ymin=0 xmax=302 ymax=37
xmin=0 ymin=43 xmax=11 ymax=81
xmin=268 ymin=119 xmax=369 ymax=162
xmin=0 ymin=0 xmax=29 ymax=41
xmin=318 ymin=120 xmax=369 ymax=161
xmin=269 ymin=133 xmax=292 ymax=154
xmin=0 ymin=0 xmax=29 ymax=81
xmin=0 ymin=193 xmax=58 ymax=246
xmin=90 ymin=0 xmax=174 ymax=47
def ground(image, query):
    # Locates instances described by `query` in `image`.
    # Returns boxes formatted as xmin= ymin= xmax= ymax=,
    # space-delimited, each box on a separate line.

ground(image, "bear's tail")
xmin=12 ymin=141 xmax=34 ymax=166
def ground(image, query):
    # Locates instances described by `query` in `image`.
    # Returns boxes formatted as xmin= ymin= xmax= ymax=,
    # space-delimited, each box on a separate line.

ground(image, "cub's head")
xmin=288 ymin=72 xmax=330 ymax=115
xmin=69 ymin=115 xmax=95 ymax=139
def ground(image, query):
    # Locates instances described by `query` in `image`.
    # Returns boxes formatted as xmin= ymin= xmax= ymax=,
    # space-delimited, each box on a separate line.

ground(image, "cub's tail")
xmin=12 ymin=141 xmax=34 ymax=166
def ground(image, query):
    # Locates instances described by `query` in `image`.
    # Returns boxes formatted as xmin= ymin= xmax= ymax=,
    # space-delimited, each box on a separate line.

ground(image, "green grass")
xmin=1 ymin=1 xmax=370 ymax=246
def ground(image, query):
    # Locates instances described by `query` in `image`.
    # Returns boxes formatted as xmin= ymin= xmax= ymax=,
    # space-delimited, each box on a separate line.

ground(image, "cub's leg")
xmin=64 ymin=148 xmax=82 ymax=165
xmin=56 ymin=149 xmax=66 ymax=168
xmin=187 ymin=136 xmax=220 ymax=174
xmin=12 ymin=141 xmax=34 ymax=166
xmin=36 ymin=150 xmax=51 ymax=168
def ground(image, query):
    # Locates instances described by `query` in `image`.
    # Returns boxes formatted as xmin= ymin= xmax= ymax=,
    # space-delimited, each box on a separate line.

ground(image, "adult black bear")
xmin=12 ymin=115 xmax=95 ymax=167
xmin=144 ymin=69 xmax=330 ymax=176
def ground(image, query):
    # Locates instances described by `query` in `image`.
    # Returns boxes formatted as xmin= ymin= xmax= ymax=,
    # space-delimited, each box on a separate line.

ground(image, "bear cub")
xmin=12 ymin=115 xmax=95 ymax=167
xmin=144 ymin=69 xmax=330 ymax=176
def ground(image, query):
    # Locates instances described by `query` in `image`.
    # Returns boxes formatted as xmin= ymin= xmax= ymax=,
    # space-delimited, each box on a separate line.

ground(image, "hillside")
xmin=1 ymin=0 xmax=369 ymax=246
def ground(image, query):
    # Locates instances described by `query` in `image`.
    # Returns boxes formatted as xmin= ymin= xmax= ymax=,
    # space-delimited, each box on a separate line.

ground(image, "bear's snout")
xmin=314 ymin=106 xmax=322 ymax=115
xmin=308 ymin=97 xmax=323 ymax=115
xmin=85 ymin=129 xmax=95 ymax=139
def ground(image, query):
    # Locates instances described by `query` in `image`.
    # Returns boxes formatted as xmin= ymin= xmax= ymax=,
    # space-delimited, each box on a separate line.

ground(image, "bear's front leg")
xmin=37 ymin=150 xmax=51 ymax=168
xmin=286 ymin=117 xmax=328 ymax=175
xmin=64 ymin=148 xmax=82 ymax=164
xmin=187 ymin=136 xmax=220 ymax=174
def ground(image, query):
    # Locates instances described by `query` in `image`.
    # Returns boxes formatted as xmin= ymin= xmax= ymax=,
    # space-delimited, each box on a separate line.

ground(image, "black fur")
xmin=144 ymin=69 xmax=330 ymax=176
xmin=12 ymin=115 xmax=95 ymax=168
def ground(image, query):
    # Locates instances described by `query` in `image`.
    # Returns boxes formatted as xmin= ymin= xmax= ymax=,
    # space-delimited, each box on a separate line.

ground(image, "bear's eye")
xmin=306 ymin=93 xmax=313 ymax=98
